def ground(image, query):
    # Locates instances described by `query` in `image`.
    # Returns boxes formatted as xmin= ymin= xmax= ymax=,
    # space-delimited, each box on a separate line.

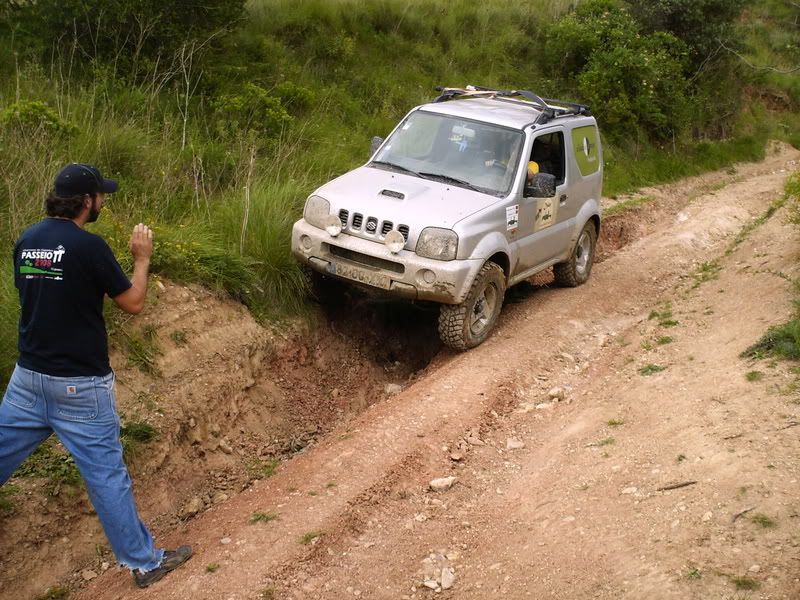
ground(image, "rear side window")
xmin=571 ymin=125 xmax=601 ymax=177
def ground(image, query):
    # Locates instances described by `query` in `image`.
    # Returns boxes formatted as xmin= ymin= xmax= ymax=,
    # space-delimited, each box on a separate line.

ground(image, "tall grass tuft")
xmin=215 ymin=177 xmax=310 ymax=317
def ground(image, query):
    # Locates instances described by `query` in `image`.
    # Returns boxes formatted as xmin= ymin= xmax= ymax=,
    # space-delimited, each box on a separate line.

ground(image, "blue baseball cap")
xmin=54 ymin=163 xmax=118 ymax=196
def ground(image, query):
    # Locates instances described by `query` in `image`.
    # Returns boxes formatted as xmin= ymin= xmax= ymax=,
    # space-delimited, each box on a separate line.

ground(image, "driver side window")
xmin=531 ymin=132 xmax=565 ymax=186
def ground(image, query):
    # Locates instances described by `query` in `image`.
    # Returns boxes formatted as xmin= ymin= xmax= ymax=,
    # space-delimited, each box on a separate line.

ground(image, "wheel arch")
xmin=486 ymin=252 xmax=510 ymax=283
xmin=589 ymin=213 xmax=600 ymax=237
xmin=468 ymin=231 xmax=513 ymax=287
xmin=566 ymin=200 xmax=601 ymax=252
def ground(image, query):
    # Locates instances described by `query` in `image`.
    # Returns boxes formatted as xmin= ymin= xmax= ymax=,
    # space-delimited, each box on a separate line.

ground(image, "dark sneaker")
xmin=133 ymin=545 xmax=193 ymax=588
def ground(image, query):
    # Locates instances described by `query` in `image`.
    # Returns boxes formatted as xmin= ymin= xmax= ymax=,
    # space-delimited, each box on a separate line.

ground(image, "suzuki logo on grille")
xmin=366 ymin=219 xmax=377 ymax=232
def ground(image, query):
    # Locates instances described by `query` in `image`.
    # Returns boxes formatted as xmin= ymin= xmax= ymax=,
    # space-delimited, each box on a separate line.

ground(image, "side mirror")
xmin=370 ymin=136 xmax=384 ymax=156
xmin=524 ymin=173 xmax=556 ymax=198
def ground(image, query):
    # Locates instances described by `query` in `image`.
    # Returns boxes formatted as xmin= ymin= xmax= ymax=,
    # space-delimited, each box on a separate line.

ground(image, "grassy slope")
xmin=0 ymin=0 xmax=797 ymax=386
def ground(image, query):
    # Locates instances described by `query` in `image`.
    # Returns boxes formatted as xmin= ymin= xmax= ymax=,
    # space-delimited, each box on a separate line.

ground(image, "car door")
xmin=511 ymin=128 xmax=571 ymax=274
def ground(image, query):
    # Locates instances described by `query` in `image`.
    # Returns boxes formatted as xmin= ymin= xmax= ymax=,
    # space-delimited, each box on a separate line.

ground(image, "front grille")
xmin=328 ymin=245 xmax=405 ymax=274
xmin=338 ymin=208 xmax=410 ymax=240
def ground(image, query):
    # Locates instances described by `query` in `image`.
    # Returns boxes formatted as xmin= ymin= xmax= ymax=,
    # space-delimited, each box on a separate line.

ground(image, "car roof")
xmin=416 ymin=97 xmax=549 ymax=130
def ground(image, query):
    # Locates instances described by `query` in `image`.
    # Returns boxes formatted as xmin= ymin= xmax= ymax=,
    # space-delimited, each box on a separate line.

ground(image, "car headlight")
xmin=416 ymin=227 xmax=458 ymax=261
xmin=304 ymin=195 xmax=331 ymax=229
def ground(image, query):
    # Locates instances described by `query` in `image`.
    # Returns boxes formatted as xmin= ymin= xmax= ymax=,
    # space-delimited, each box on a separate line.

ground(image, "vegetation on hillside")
xmin=742 ymin=171 xmax=800 ymax=362
xmin=0 ymin=0 xmax=798 ymax=386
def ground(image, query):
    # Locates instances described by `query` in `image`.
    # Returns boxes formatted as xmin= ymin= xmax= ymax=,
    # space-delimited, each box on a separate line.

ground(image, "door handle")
xmin=559 ymin=194 xmax=567 ymax=205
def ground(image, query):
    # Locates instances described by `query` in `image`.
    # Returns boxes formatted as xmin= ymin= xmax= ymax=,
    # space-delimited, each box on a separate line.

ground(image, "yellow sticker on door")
xmin=535 ymin=197 xmax=558 ymax=231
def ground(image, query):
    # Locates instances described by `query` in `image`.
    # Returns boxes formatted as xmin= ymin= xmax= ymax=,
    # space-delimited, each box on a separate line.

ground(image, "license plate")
xmin=334 ymin=262 xmax=391 ymax=290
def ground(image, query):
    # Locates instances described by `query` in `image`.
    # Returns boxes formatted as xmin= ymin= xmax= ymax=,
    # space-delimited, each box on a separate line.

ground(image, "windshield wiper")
xmin=369 ymin=160 xmax=421 ymax=177
xmin=370 ymin=163 xmax=487 ymax=193
xmin=418 ymin=172 xmax=482 ymax=192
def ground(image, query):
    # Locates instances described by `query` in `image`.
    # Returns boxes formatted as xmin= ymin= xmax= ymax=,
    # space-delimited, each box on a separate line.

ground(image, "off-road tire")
xmin=438 ymin=262 xmax=505 ymax=351
xmin=553 ymin=222 xmax=596 ymax=287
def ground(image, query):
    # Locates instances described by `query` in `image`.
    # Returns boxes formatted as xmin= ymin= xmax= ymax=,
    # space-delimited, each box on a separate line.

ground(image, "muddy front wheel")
xmin=438 ymin=262 xmax=505 ymax=351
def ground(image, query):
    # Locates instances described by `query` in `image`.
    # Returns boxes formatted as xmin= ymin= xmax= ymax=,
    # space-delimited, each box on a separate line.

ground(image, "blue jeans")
xmin=0 ymin=364 xmax=164 ymax=572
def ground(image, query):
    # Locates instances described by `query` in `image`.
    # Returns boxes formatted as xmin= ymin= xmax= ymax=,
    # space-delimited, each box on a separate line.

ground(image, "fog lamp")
xmin=384 ymin=230 xmax=405 ymax=254
xmin=323 ymin=214 xmax=343 ymax=237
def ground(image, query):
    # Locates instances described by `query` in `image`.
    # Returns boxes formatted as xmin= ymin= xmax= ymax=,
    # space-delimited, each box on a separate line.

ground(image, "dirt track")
xmin=3 ymin=144 xmax=800 ymax=600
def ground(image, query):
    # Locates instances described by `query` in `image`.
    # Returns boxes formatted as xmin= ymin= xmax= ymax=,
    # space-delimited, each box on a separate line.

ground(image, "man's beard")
xmin=87 ymin=205 xmax=101 ymax=223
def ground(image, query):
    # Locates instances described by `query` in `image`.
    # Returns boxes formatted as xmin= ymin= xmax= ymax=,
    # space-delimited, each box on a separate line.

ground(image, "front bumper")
xmin=292 ymin=219 xmax=482 ymax=304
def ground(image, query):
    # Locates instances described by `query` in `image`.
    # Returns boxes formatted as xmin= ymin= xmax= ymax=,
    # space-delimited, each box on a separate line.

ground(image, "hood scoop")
xmin=380 ymin=189 xmax=405 ymax=200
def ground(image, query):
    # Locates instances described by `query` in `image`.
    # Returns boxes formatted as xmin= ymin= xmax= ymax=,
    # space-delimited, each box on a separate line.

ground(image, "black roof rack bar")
xmin=432 ymin=86 xmax=591 ymax=124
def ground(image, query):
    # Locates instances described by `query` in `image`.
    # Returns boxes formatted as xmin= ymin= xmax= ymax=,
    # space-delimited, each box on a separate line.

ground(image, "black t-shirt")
xmin=14 ymin=218 xmax=132 ymax=376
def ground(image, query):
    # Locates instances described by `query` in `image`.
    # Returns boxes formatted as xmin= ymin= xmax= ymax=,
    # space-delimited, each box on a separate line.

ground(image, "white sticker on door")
xmin=506 ymin=205 xmax=519 ymax=231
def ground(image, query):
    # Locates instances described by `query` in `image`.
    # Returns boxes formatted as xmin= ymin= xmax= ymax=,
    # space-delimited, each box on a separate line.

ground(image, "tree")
xmin=627 ymin=0 xmax=748 ymax=70
xmin=544 ymin=0 xmax=690 ymax=141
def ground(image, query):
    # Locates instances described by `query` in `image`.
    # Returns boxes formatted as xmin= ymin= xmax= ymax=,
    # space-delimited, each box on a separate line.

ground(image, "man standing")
xmin=0 ymin=163 xmax=191 ymax=588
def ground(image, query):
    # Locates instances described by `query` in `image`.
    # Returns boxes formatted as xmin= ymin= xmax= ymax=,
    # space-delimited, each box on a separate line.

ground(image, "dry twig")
xmin=731 ymin=506 xmax=756 ymax=524
xmin=656 ymin=481 xmax=697 ymax=492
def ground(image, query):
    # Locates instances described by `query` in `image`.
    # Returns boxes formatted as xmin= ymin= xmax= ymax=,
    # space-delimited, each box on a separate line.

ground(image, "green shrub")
xmin=273 ymin=81 xmax=316 ymax=114
xmin=544 ymin=0 xmax=631 ymax=76
xmin=742 ymin=321 xmax=800 ymax=361
xmin=544 ymin=0 xmax=690 ymax=141
xmin=0 ymin=100 xmax=76 ymax=135
xmin=214 ymin=84 xmax=293 ymax=140
xmin=577 ymin=32 xmax=689 ymax=139
xmin=628 ymin=0 xmax=748 ymax=69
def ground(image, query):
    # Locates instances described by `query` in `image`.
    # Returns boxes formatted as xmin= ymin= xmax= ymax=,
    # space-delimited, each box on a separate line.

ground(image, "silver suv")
xmin=292 ymin=87 xmax=602 ymax=350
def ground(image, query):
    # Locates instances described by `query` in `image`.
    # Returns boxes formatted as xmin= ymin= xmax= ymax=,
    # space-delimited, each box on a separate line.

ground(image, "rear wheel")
xmin=438 ymin=262 xmax=505 ymax=351
xmin=553 ymin=222 xmax=596 ymax=287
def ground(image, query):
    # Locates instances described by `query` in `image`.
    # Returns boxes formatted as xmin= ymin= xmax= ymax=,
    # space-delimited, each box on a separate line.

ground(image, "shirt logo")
xmin=19 ymin=245 xmax=66 ymax=280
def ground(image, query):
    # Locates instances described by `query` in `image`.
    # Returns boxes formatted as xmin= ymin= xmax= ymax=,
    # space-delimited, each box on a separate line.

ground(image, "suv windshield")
xmin=371 ymin=110 xmax=523 ymax=196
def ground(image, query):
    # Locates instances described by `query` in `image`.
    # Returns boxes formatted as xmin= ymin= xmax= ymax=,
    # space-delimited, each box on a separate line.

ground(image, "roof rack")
xmin=432 ymin=85 xmax=591 ymax=125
